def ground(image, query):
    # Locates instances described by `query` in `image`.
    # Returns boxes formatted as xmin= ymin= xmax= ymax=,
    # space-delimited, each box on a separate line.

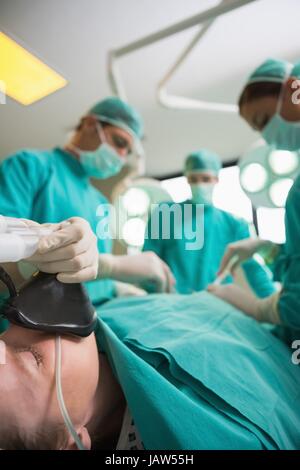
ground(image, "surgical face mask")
xmin=262 ymin=114 xmax=300 ymax=151
xmin=262 ymin=81 xmax=300 ymax=151
xmin=78 ymin=124 xmax=125 ymax=179
xmin=190 ymin=183 xmax=214 ymax=205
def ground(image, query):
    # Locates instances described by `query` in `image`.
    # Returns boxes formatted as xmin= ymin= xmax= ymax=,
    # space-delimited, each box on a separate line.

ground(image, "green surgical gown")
xmin=275 ymin=172 xmax=300 ymax=343
xmin=143 ymin=202 xmax=275 ymax=298
xmin=0 ymin=148 xmax=115 ymax=303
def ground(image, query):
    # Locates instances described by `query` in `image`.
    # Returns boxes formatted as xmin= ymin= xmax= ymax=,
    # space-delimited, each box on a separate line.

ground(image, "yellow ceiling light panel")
xmin=0 ymin=31 xmax=67 ymax=105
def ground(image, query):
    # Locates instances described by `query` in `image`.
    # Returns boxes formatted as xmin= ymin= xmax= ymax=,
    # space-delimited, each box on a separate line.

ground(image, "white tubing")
xmin=55 ymin=336 xmax=87 ymax=450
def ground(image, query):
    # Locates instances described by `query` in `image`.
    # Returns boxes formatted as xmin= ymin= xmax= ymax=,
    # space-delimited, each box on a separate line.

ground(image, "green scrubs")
xmin=144 ymin=201 xmax=275 ymax=298
xmin=0 ymin=148 xmax=115 ymax=303
xmin=94 ymin=292 xmax=300 ymax=449
xmin=275 ymin=173 xmax=300 ymax=343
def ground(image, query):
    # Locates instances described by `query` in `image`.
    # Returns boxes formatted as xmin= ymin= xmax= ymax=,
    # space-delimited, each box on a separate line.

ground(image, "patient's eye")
xmin=15 ymin=347 xmax=43 ymax=367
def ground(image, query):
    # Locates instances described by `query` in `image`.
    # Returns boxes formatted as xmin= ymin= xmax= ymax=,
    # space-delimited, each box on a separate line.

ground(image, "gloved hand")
xmin=98 ymin=251 xmax=175 ymax=293
xmin=217 ymin=238 xmax=275 ymax=277
xmin=207 ymin=283 xmax=281 ymax=324
xmin=21 ymin=217 xmax=99 ymax=283
xmin=115 ymin=281 xmax=147 ymax=297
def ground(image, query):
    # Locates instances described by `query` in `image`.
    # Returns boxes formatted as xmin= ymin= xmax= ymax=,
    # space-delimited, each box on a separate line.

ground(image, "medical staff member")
xmin=144 ymin=149 xmax=275 ymax=297
xmin=0 ymin=97 xmax=174 ymax=302
xmin=209 ymin=58 xmax=300 ymax=344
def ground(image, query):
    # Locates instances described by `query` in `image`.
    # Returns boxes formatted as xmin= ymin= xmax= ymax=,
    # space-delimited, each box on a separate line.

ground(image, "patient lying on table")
xmin=0 ymin=291 xmax=299 ymax=450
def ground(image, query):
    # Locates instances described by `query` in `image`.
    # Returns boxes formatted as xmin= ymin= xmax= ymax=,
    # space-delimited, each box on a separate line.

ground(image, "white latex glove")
xmin=115 ymin=281 xmax=147 ymax=297
xmin=98 ymin=251 xmax=175 ymax=293
xmin=207 ymin=283 xmax=281 ymax=324
xmin=23 ymin=217 xmax=99 ymax=283
xmin=217 ymin=238 xmax=274 ymax=278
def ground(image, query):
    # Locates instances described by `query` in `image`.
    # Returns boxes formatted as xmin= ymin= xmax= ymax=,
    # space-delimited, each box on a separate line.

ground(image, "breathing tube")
xmin=55 ymin=335 xmax=87 ymax=450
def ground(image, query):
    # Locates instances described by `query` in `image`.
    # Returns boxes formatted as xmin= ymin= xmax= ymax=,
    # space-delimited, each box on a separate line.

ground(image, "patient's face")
xmin=0 ymin=325 xmax=99 ymax=443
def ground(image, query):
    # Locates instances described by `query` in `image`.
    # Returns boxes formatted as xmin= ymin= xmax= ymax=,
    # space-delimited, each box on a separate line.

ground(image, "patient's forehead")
xmin=1 ymin=324 xmax=52 ymax=342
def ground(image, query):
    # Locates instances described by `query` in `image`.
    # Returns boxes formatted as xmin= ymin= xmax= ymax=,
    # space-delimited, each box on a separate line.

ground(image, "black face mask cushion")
xmin=0 ymin=271 xmax=97 ymax=337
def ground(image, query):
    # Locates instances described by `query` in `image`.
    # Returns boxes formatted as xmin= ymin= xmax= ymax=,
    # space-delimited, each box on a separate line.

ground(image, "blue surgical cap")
xmin=88 ymin=97 xmax=144 ymax=140
xmin=246 ymin=58 xmax=296 ymax=85
xmin=184 ymin=150 xmax=222 ymax=175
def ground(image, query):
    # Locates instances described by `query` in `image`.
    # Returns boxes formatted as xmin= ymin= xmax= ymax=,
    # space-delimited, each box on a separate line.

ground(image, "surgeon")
xmin=209 ymin=58 xmax=300 ymax=344
xmin=0 ymin=97 xmax=174 ymax=300
xmin=143 ymin=149 xmax=275 ymax=297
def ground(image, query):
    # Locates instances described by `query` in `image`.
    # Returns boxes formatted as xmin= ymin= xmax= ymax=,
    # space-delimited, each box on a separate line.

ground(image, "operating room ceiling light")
xmin=240 ymin=163 xmax=268 ymax=193
xmin=239 ymin=141 xmax=299 ymax=209
xmin=122 ymin=218 xmax=146 ymax=247
xmin=121 ymin=188 xmax=150 ymax=216
xmin=0 ymin=31 xmax=67 ymax=105
xmin=268 ymin=150 xmax=299 ymax=175
xmin=113 ymin=178 xmax=173 ymax=249
xmin=269 ymin=178 xmax=293 ymax=208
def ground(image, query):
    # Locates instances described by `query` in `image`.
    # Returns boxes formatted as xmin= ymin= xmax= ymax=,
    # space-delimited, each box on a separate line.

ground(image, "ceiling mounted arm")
xmin=108 ymin=50 xmax=128 ymax=101
xmin=157 ymin=6 xmax=238 ymax=113
xmin=108 ymin=0 xmax=258 ymax=110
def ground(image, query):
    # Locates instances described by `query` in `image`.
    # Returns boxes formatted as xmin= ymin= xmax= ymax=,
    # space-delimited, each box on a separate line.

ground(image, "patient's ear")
xmin=63 ymin=426 xmax=91 ymax=450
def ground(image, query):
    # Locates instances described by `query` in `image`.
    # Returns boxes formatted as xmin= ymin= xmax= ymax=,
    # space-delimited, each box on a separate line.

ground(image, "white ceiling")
xmin=0 ymin=0 xmax=299 ymax=176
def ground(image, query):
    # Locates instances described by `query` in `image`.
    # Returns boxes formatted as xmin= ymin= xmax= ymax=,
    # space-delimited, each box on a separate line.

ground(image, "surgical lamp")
xmin=112 ymin=179 xmax=173 ymax=249
xmin=239 ymin=142 xmax=299 ymax=209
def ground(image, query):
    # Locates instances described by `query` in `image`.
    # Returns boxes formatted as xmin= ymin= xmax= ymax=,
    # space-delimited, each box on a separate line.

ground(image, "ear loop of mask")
xmin=96 ymin=122 xmax=108 ymax=145
xmin=67 ymin=123 xmax=107 ymax=157
xmin=71 ymin=116 xmax=106 ymax=146
xmin=97 ymin=121 xmax=134 ymax=165
xmin=55 ymin=335 xmax=87 ymax=450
